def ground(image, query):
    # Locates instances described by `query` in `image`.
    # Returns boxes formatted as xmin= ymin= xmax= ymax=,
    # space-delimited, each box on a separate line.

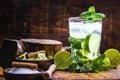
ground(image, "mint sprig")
xmin=80 ymin=6 xmax=105 ymax=23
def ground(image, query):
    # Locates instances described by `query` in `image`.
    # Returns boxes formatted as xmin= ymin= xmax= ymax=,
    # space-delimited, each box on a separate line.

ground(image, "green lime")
xmin=104 ymin=49 xmax=120 ymax=67
xmin=54 ymin=50 xmax=73 ymax=69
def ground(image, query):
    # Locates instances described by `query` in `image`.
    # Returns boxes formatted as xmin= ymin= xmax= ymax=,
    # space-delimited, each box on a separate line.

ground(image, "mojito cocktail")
xmin=69 ymin=17 xmax=102 ymax=59
xmin=53 ymin=6 xmax=111 ymax=73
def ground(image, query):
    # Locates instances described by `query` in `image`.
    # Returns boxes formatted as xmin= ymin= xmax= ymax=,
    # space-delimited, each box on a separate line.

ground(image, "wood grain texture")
xmin=1 ymin=65 xmax=120 ymax=80
xmin=0 ymin=0 xmax=120 ymax=52
xmin=52 ymin=65 xmax=120 ymax=80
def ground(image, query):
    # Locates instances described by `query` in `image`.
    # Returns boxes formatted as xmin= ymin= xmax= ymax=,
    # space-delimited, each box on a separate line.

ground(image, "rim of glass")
xmin=69 ymin=17 xmax=102 ymax=22
xmin=69 ymin=17 xmax=84 ymax=20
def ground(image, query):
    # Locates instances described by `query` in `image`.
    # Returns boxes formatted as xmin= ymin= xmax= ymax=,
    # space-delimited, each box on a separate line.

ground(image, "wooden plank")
xmin=52 ymin=65 xmax=120 ymax=80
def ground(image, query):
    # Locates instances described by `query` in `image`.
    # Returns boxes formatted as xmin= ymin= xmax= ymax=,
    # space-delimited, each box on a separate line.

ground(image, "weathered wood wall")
xmin=0 ymin=0 xmax=120 ymax=53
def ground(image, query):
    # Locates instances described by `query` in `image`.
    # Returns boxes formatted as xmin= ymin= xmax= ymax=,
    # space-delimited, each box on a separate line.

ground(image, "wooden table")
xmin=52 ymin=65 xmax=120 ymax=80
xmin=1 ymin=65 xmax=120 ymax=80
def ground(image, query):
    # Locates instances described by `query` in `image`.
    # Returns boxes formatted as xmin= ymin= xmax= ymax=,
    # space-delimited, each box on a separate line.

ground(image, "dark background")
xmin=0 ymin=0 xmax=120 ymax=53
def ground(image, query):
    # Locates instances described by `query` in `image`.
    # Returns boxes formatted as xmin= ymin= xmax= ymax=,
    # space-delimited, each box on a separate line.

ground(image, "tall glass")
xmin=69 ymin=17 xmax=102 ymax=59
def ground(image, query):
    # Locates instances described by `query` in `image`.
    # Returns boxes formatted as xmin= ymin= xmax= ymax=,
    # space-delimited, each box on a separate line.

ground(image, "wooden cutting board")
xmin=52 ymin=65 xmax=120 ymax=80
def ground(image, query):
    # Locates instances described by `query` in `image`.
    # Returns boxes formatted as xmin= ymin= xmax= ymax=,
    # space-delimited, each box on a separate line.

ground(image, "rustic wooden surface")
xmin=1 ymin=65 xmax=120 ymax=80
xmin=0 ymin=0 xmax=120 ymax=53
xmin=52 ymin=65 xmax=120 ymax=80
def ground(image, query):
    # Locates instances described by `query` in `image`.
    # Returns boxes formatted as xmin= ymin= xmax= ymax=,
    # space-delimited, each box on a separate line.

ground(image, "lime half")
xmin=54 ymin=51 xmax=73 ymax=69
xmin=104 ymin=49 xmax=120 ymax=67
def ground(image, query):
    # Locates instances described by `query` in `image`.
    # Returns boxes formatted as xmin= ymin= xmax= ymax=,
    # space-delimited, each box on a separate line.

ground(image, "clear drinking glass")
xmin=69 ymin=17 xmax=102 ymax=59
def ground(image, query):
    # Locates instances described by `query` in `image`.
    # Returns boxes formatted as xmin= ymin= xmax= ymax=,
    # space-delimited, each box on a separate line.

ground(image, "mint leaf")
xmin=72 ymin=54 xmax=81 ymax=63
xmin=80 ymin=11 xmax=91 ymax=19
xmin=80 ymin=6 xmax=105 ymax=23
xmin=79 ymin=64 xmax=91 ymax=72
xmin=90 ymin=54 xmax=105 ymax=72
xmin=94 ymin=13 xmax=105 ymax=20
xmin=88 ymin=6 xmax=95 ymax=16
xmin=90 ymin=54 xmax=111 ymax=72
xmin=68 ymin=63 xmax=78 ymax=72
xmin=88 ymin=6 xmax=95 ymax=13
xmin=68 ymin=37 xmax=83 ymax=49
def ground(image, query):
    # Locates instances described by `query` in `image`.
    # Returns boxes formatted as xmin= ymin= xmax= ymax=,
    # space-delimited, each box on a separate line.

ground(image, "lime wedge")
xmin=54 ymin=51 xmax=73 ymax=69
xmin=104 ymin=49 xmax=120 ymax=67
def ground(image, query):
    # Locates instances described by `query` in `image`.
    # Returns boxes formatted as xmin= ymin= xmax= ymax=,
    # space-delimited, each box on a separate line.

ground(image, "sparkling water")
xmin=69 ymin=17 xmax=102 ymax=39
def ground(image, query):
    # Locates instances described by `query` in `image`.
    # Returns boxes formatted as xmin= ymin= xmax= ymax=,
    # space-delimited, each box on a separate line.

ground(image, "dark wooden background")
xmin=0 ymin=0 xmax=120 ymax=53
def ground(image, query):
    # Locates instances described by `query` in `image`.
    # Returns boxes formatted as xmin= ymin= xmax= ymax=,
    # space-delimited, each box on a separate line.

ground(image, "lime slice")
xmin=82 ymin=33 xmax=101 ymax=52
xmin=88 ymin=33 xmax=101 ymax=53
xmin=104 ymin=49 xmax=120 ymax=67
xmin=81 ymin=34 xmax=91 ymax=52
xmin=54 ymin=51 xmax=73 ymax=69
xmin=81 ymin=33 xmax=101 ymax=59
